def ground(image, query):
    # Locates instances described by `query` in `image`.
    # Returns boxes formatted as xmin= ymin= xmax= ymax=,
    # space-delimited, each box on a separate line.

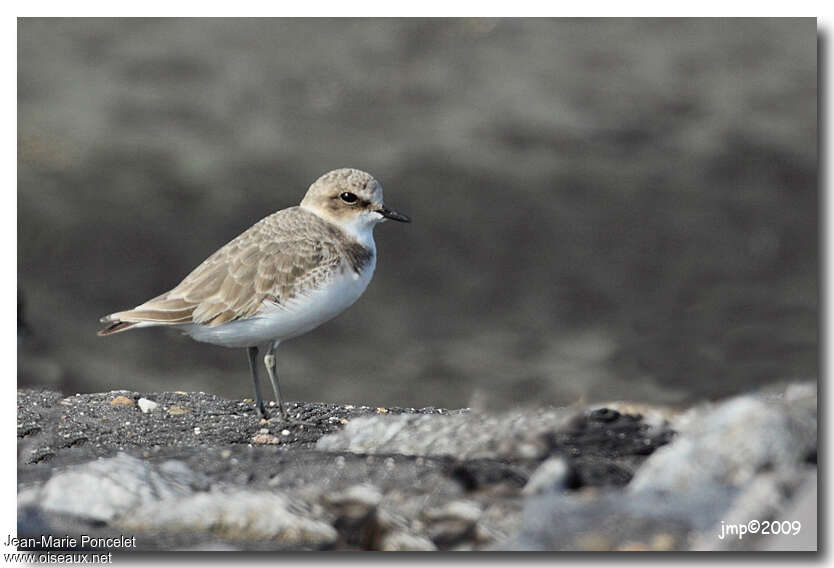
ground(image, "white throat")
xmin=301 ymin=204 xmax=381 ymax=250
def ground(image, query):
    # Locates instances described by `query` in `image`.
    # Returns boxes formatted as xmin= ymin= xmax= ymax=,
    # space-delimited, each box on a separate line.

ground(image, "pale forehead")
xmin=311 ymin=168 xmax=382 ymax=199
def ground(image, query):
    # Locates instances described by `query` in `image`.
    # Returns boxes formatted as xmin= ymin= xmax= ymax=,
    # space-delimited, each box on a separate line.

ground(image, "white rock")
xmin=137 ymin=398 xmax=159 ymax=413
xmin=629 ymin=387 xmax=817 ymax=493
xmin=38 ymin=453 xmax=202 ymax=522
xmin=380 ymin=531 xmax=437 ymax=551
xmin=522 ymin=457 xmax=570 ymax=495
xmin=425 ymin=500 xmax=482 ymax=522
xmin=330 ymin=484 xmax=383 ymax=508
xmin=122 ymin=490 xmax=338 ymax=546
xmin=316 ymin=409 xmax=571 ymax=459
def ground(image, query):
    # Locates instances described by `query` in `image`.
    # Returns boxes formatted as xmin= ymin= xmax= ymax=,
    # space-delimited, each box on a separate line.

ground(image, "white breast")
xmin=184 ymin=255 xmax=377 ymax=349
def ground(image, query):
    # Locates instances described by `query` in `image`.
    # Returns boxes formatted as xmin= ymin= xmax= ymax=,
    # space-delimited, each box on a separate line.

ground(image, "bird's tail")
xmin=97 ymin=296 xmax=197 ymax=337
xmin=97 ymin=319 xmax=140 ymax=336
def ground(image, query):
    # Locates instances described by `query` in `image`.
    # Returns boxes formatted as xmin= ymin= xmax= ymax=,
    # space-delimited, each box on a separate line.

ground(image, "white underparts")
xmin=184 ymin=248 xmax=377 ymax=349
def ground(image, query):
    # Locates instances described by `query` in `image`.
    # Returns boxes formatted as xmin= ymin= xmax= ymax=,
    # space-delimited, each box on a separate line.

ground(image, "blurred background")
xmin=18 ymin=18 xmax=817 ymax=410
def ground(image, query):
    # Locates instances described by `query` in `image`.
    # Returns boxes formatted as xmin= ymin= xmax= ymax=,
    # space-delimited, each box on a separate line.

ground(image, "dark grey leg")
xmin=247 ymin=346 xmax=267 ymax=418
xmin=264 ymin=340 xmax=287 ymax=420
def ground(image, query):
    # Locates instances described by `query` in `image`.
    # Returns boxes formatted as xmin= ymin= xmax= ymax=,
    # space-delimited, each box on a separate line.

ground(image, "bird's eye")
xmin=340 ymin=192 xmax=358 ymax=204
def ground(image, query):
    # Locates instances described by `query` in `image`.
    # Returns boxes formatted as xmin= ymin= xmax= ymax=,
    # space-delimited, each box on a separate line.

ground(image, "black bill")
xmin=376 ymin=206 xmax=411 ymax=223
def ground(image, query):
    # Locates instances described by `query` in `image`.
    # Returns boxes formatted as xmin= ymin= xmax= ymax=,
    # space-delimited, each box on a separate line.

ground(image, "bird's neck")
xmin=302 ymin=205 xmax=378 ymax=252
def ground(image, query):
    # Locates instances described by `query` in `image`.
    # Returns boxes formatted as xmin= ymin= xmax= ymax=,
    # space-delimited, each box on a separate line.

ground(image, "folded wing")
xmin=97 ymin=208 xmax=350 ymax=335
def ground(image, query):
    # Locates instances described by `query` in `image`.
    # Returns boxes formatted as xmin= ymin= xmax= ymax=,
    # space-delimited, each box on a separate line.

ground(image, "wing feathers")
xmin=97 ymin=207 xmax=374 ymax=334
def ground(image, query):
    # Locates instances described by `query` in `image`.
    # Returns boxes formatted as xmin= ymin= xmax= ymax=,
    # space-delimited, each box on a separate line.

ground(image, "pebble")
xmin=167 ymin=406 xmax=190 ymax=416
xmin=252 ymin=433 xmax=281 ymax=445
xmin=424 ymin=500 xmax=482 ymax=547
xmin=380 ymin=531 xmax=437 ymax=551
xmin=110 ymin=396 xmax=135 ymax=407
xmin=137 ymin=398 xmax=159 ymax=413
xmin=325 ymin=484 xmax=383 ymax=510
xmin=425 ymin=500 xmax=482 ymax=523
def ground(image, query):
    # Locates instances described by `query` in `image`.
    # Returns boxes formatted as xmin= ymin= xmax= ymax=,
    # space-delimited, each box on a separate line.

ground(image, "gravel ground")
xmin=16 ymin=383 xmax=816 ymax=551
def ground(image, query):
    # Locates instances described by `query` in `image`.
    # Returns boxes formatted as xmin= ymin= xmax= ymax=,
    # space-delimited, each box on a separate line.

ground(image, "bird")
xmin=98 ymin=168 xmax=410 ymax=420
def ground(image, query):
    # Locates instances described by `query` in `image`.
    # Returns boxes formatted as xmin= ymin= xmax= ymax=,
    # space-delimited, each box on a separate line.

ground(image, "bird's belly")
xmin=183 ymin=263 xmax=375 ymax=349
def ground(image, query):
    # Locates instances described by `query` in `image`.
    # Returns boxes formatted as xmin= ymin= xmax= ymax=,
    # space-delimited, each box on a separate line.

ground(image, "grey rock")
xmin=16 ymin=385 xmax=816 ymax=551
xmin=503 ymin=383 xmax=817 ymax=551
xmin=121 ymin=489 xmax=338 ymax=547
xmin=316 ymin=409 xmax=572 ymax=459
xmin=691 ymin=467 xmax=817 ymax=551
xmin=505 ymin=487 xmax=735 ymax=551
xmin=37 ymin=453 xmax=206 ymax=522
xmin=423 ymin=500 xmax=483 ymax=548
xmin=755 ymin=473 xmax=817 ymax=551
xmin=629 ymin=384 xmax=816 ymax=492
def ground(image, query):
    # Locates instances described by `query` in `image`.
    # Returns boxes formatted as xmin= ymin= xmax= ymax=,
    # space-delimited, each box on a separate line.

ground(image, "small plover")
xmin=98 ymin=168 xmax=410 ymax=419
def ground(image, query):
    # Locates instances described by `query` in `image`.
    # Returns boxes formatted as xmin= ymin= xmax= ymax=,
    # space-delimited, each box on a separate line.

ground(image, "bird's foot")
xmin=267 ymin=401 xmax=288 ymax=422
